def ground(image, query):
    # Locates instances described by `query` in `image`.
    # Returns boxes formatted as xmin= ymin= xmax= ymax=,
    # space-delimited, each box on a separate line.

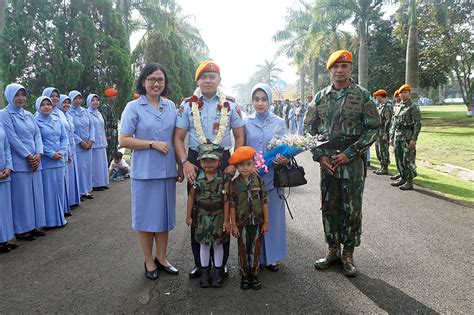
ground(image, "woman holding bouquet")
xmin=244 ymin=83 xmax=288 ymax=271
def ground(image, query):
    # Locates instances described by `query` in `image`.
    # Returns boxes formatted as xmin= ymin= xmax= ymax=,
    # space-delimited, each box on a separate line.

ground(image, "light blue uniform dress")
xmin=295 ymin=105 xmax=306 ymax=136
xmin=0 ymin=83 xmax=46 ymax=233
xmin=87 ymin=94 xmax=109 ymax=188
xmin=288 ymin=105 xmax=296 ymax=134
xmin=120 ymin=96 xmax=178 ymax=232
xmin=59 ymin=95 xmax=81 ymax=207
xmin=69 ymin=91 xmax=95 ymax=195
xmin=35 ymin=96 xmax=68 ymax=227
xmin=246 ymin=83 xmax=287 ymax=265
xmin=0 ymin=122 xmax=14 ymax=243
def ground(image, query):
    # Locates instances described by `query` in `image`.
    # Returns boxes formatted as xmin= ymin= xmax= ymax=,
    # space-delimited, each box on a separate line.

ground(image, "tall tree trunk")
xmin=0 ymin=0 xmax=4 ymax=108
xmin=299 ymin=69 xmax=305 ymax=101
xmin=405 ymin=0 xmax=419 ymax=98
xmin=438 ymin=84 xmax=444 ymax=104
xmin=312 ymin=58 xmax=319 ymax=94
xmin=358 ymin=18 xmax=369 ymax=89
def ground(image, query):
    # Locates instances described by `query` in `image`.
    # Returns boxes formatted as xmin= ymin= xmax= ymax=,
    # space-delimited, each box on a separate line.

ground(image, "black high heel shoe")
xmin=154 ymin=257 xmax=179 ymax=275
xmin=144 ymin=262 xmax=159 ymax=280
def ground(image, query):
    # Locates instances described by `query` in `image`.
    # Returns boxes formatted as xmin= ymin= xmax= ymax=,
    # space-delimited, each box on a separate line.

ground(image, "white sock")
xmin=213 ymin=244 xmax=224 ymax=268
xmin=200 ymin=244 xmax=211 ymax=268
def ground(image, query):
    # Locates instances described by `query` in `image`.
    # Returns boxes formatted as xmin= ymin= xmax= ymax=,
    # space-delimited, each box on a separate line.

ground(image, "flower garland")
xmin=189 ymin=87 xmax=230 ymax=145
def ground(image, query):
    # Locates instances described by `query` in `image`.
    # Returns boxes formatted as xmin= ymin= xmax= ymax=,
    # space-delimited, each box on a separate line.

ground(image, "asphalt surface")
xmin=1 ymin=151 xmax=472 ymax=314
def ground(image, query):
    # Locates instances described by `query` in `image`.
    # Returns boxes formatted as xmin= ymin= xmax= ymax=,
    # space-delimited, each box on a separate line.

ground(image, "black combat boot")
xmin=390 ymin=173 xmax=401 ymax=180
xmin=399 ymin=179 xmax=414 ymax=190
xmin=314 ymin=243 xmax=341 ymax=270
xmin=375 ymin=165 xmax=389 ymax=175
xmin=342 ymin=246 xmax=357 ymax=277
xmin=390 ymin=177 xmax=406 ymax=186
xmin=210 ymin=267 xmax=224 ymax=287
xmin=199 ymin=267 xmax=211 ymax=288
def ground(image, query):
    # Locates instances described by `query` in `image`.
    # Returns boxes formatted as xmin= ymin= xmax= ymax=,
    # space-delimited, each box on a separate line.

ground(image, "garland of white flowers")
xmin=191 ymin=86 xmax=229 ymax=145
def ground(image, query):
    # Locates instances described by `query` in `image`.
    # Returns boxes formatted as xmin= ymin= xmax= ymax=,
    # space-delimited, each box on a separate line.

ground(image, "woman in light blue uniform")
xmin=34 ymin=96 xmax=68 ymax=228
xmin=59 ymin=94 xmax=81 ymax=208
xmin=87 ymin=94 xmax=109 ymax=191
xmin=244 ymin=83 xmax=289 ymax=271
xmin=120 ymin=63 xmax=183 ymax=280
xmin=42 ymin=87 xmax=72 ymax=215
xmin=0 ymin=83 xmax=46 ymax=241
xmin=0 ymin=121 xmax=16 ymax=253
xmin=69 ymin=90 xmax=95 ymax=200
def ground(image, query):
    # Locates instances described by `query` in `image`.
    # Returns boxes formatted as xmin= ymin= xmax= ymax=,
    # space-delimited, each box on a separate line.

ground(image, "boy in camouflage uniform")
xmin=186 ymin=143 xmax=230 ymax=288
xmin=304 ymin=50 xmax=379 ymax=277
xmin=228 ymin=146 xmax=269 ymax=290
xmin=390 ymin=84 xmax=422 ymax=190
xmin=372 ymin=89 xmax=393 ymax=175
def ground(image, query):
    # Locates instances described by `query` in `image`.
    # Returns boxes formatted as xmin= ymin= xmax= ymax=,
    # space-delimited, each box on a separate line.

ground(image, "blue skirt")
xmin=42 ymin=167 xmax=67 ymax=228
xmin=260 ymin=188 xmax=287 ymax=265
xmin=10 ymin=171 xmax=46 ymax=233
xmin=67 ymin=155 xmax=81 ymax=206
xmin=131 ymin=178 xmax=176 ymax=232
xmin=76 ymin=148 xmax=93 ymax=195
xmin=92 ymin=148 xmax=109 ymax=187
xmin=0 ymin=181 xmax=14 ymax=243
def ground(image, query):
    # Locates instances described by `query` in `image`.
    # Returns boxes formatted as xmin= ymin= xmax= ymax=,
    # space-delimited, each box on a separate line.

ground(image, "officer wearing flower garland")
xmin=174 ymin=60 xmax=245 ymax=278
xmin=304 ymin=50 xmax=379 ymax=277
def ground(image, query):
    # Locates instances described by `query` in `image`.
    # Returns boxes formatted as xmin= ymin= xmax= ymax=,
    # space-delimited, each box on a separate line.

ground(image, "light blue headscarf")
xmin=4 ymin=83 xmax=28 ymax=117
xmin=58 ymin=94 xmax=71 ymax=111
xmin=35 ymin=96 xmax=53 ymax=120
xmin=42 ymin=87 xmax=60 ymax=99
xmin=86 ymin=94 xmax=99 ymax=112
xmin=68 ymin=90 xmax=82 ymax=107
xmin=251 ymin=83 xmax=273 ymax=122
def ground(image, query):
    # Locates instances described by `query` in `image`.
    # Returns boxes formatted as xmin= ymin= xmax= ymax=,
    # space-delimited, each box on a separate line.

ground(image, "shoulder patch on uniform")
xmin=226 ymin=96 xmax=236 ymax=102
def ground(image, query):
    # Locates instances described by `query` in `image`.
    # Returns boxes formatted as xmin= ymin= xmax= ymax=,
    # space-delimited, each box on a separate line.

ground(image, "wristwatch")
xmin=180 ymin=158 xmax=188 ymax=165
xmin=148 ymin=140 xmax=153 ymax=149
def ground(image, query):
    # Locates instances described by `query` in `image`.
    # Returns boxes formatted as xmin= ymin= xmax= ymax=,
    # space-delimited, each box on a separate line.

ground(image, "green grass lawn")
xmin=417 ymin=105 xmax=474 ymax=170
xmin=370 ymin=104 xmax=474 ymax=206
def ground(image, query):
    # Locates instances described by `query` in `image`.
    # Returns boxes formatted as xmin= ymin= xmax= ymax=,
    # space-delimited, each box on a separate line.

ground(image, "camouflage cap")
xmin=197 ymin=143 xmax=224 ymax=160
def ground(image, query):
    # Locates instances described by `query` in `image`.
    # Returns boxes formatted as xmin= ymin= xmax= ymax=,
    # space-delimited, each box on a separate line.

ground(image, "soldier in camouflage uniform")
xmin=101 ymin=88 xmax=119 ymax=162
xmin=390 ymin=90 xmax=403 ymax=181
xmin=304 ymin=50 xmax=379 ymax=277
xmin=186 ymin=143 xmax=230 ymax=288
xmin=283 ymin=99 xmax=291 ymax=128
xmin=390 ymin=84 xmax=422 ymax=190
xmin=372 ymin=89 xmax=393 ymax=175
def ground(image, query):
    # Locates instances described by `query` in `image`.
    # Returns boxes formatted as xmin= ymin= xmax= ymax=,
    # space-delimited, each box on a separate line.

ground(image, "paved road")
xmin=1 ymin=152 xmax=472 ymax=313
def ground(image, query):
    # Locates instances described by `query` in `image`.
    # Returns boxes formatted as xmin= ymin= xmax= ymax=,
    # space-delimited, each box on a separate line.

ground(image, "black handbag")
xmin=274 ymin=157 xmax=307 ymax=188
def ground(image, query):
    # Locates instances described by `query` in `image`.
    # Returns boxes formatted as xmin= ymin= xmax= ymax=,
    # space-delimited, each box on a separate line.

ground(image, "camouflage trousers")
xmin=394 ymin=139 xmax=417 ymax=180
xmin=375 ymin=136 xmax=390 ymax=166
xmin=237 ymin=224 xmax=263 ymax=277
xmin=320 ymin=168 xmax=365 ymax=248
xmin=106 ymin=137 xmax=118 ymax=162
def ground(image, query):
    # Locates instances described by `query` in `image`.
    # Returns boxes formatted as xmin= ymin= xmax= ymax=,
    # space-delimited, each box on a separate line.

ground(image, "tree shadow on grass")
xmin=350 ymin=273 xmax=438 ymax=314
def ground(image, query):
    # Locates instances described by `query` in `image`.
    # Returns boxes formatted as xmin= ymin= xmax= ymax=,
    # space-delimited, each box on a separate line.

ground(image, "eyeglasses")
xmin=146 ymin=77 xmax=165 ymax=85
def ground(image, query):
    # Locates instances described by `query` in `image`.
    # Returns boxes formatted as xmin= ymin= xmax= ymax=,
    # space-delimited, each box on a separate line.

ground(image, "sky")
xmin=131 ymin=0 xmax=398 ymax=92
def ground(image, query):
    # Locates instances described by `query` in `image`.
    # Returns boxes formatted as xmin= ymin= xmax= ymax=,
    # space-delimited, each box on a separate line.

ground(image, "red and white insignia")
xmin=235 ymin=104 xmax=242 ymax=118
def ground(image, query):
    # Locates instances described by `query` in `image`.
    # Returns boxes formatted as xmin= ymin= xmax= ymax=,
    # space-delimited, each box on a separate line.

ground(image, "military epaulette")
xmin=225 ymin=96 xmax=236 ymax=102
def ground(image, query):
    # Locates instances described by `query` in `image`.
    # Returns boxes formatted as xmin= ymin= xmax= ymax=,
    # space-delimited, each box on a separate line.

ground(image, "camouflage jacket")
xmin=303 ymin=82 xmax=379 ymax=178
xmin=99 ymin=103 xmax=118 ymax=140
xmin=195 ymin=170 xmax=228 ymax=212
xmin=390 ymin=98 xmax=422 ymax=141
xmin=378 ymin=100 xmax=393 ymax=137
xmin=229 ymin=174 xmax=268 ymax=227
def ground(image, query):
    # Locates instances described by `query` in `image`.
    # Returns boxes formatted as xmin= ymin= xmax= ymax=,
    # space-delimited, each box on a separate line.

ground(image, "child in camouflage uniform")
xmin=186 ymin=143 xmax=230 ymax=288
xmin=228 ymin=146 xmax=269 ymax=290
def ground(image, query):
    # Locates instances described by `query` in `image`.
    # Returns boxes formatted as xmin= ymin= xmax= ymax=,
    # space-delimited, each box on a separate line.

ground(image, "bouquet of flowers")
xmin=258 ymin=134 xmax=328 ymax=174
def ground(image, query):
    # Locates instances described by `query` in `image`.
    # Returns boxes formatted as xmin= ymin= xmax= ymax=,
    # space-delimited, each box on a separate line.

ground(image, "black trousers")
xmin=187 ymin=148 xmax=231 ymax=268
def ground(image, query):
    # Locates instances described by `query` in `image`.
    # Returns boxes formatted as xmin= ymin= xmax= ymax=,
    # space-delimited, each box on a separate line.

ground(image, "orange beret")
xmin=307 ymin=95 xmax=313 ymax=100
xmin=104 ymin=88 xmax=118 ymax=97
xmin=327 ymin=50 xmax=353 ymax=69
xmin=132 ymin=93 xmax=140 ymax=100
xmin=285 ymin=99 xmax=289 ymax=102
xmin=398 ymin=84 xmax=412 ymax=92
xmin=195 ymin=61 xmax=220 ymax=81
xmin=394 ymin=90 xmax=400 ymax=97
xmin=228 ymin=146 xmax=256 ymax=165
xmin=372 ymin=89 xmax=388 ymax=97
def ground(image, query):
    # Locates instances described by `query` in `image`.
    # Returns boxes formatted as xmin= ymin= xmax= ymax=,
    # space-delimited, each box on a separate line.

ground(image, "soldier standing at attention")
xmin=101 ymin=88 xmax=119 ymax=162
xmin=372 ymin=89 xmax=393 ymax=175
xmin=390 ymin=84 xmax=422 ymax=190
xmin=390 ymin=89 xmax=402 ymax=181
xmin=304 ymin=50 xmax=379 ymax=277
xmin=283 ymin=99 xmax=291 ymax=128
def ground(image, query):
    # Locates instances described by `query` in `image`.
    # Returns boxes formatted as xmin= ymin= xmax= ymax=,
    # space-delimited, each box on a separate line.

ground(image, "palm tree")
xmin=405 ymin=0 xmax=419 ymax=96
xmin=255 ymin=60 xmax=283 ymax=87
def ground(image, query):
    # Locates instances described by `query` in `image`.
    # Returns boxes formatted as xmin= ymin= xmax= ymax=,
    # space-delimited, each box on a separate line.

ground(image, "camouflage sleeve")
xmin=411 ymin=105 xmax=422 ymax=140
xmin=344 ymin=90 xmax=380 ymax=160
xmin=304 ymin=90 xmax=326 ymax=162
xmin=384 ymin=105 xmax=393 ymax=135
xmin=259 ymin=177 xmax=268 ymax=204
xmin=228 ymin=180 xmax=236 ymax=208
